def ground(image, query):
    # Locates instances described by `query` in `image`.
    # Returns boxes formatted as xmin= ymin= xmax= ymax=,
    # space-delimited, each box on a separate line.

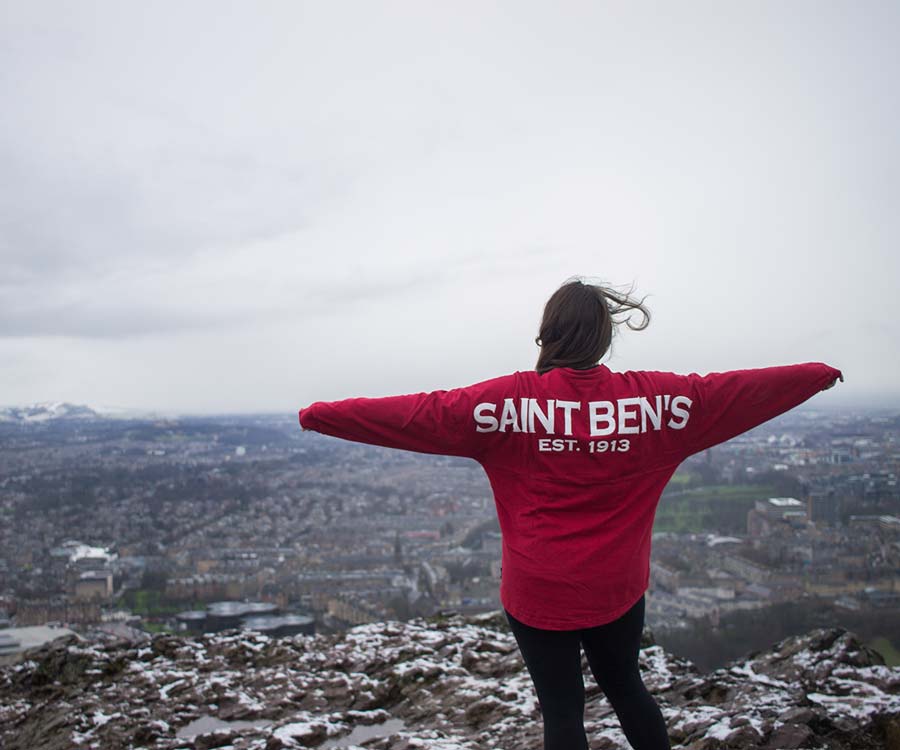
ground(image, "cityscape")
xmin=1 ymin=400 xmax=898 ymax=671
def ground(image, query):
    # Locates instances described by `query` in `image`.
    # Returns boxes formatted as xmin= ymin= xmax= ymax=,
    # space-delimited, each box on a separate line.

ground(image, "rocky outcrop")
xmin=0 ymin=611 xmax=898 ymax=749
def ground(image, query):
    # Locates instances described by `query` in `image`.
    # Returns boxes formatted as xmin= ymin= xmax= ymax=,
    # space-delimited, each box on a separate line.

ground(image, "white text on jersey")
xmin=473 ymin=396 xmax=692 ymax=436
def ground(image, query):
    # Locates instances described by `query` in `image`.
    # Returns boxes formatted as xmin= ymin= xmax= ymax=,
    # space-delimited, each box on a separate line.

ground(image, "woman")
xmin=298 ymin=276 xmax=843 ymax=750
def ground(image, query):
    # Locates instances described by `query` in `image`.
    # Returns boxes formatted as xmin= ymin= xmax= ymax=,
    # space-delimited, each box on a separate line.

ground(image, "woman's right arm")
xmin=296 ymin=372 xmax=518 ymax=459
xmin=654 ymin=362 xmax=843 ymax=460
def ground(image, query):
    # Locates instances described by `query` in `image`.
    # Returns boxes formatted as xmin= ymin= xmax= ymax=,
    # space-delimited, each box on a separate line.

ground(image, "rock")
xmin=762 ymin=721 xmax=814 ymax=749
xmin=878 ymin=713 xmax=900 ymax=750
xmin=685 ymin=737 xmax=727 ymax=749
xmin=132 ymin=720 xmax=164 ymax=744
xmin=809 ymin=628 xmax=844 ymax=652
xmin=589 ymin=737 xmax=621 ymax=749
xmin=723 ymin=723 xmax=762 ymax=747
xmin=0 ymin=614 xmax=898 ymax=750
xmin=193 ymin=730 xmax=239 ymax=750
xmin=776 ymin=706 xmax=816 ymax=725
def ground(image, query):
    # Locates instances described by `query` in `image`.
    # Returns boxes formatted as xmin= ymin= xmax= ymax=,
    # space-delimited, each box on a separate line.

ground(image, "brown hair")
xmin=535 ymin=276 xmax=651 ymax=375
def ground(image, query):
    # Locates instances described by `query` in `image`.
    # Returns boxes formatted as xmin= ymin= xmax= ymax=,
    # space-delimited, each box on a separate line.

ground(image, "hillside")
xmin=1 ymin=611 xmax=898 ymax=749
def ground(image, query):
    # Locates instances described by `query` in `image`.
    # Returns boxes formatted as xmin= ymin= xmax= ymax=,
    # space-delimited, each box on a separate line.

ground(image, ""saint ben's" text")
xmin=472 ymin=395 xmax=692 ymax=437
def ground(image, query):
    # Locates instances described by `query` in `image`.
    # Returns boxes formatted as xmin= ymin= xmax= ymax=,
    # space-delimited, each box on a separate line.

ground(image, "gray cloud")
xmin=0 ymin=2 xmax=897 ymax=411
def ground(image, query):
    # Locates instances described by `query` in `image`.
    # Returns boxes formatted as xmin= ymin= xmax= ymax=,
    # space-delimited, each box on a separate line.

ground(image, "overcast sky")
xmin=1 ymin=1 xmax=897 ymax=415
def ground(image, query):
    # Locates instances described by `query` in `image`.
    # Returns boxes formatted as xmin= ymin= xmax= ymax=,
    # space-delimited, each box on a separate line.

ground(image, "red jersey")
xmin=298 ymin=362 xmax=843 ymax=630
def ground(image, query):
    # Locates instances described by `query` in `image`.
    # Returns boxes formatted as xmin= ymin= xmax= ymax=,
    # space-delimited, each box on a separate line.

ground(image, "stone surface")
xmin=0 ymin=614 xmax=898 ymax=749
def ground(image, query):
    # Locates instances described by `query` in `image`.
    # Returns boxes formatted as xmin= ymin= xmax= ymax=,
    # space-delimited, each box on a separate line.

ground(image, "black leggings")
xmin=504 ymin=595 xmax=671 ymax=750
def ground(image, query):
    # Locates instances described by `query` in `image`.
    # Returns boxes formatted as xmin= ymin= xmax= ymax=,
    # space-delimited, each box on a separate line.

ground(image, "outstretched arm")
xmin=298 ymin=375 xmax=513 ymax=459
xmin=652 ymin=361 xmax=843 ymax=461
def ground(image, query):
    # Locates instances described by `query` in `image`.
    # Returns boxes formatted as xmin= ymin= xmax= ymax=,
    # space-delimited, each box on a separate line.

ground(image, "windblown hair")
xmin=535 ymin=276 xmax=651 ymax=375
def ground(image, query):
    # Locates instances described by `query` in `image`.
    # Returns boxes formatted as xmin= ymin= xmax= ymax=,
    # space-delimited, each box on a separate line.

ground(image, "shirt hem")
xmin=503 ymin=587 xmax=646 ymax=631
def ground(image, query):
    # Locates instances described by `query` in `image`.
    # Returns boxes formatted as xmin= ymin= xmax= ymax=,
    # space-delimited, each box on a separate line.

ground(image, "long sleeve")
xmin=298 ymin=374 xmax=515 ymax=459
xmin=652 ymin=361 xmax=843 ymax=461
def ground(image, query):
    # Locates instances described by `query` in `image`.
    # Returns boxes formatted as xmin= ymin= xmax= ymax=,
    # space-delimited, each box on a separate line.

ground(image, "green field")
xmin=653 ymin=484 xmax=778 ymax=534
xmin=868 ymin=636 xmax=900 ymax=667
xmin=142 ymin=621 xmax=177 ymax=635
xmin=666 ymin=470 xmax=696 ymax=487
xmin=116 ymin=589 xmax=204 ymax=617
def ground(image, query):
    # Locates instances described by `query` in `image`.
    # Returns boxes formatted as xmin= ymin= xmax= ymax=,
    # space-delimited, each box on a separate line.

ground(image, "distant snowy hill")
xmin=0 ymin=401 xmax=156 ymax=423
